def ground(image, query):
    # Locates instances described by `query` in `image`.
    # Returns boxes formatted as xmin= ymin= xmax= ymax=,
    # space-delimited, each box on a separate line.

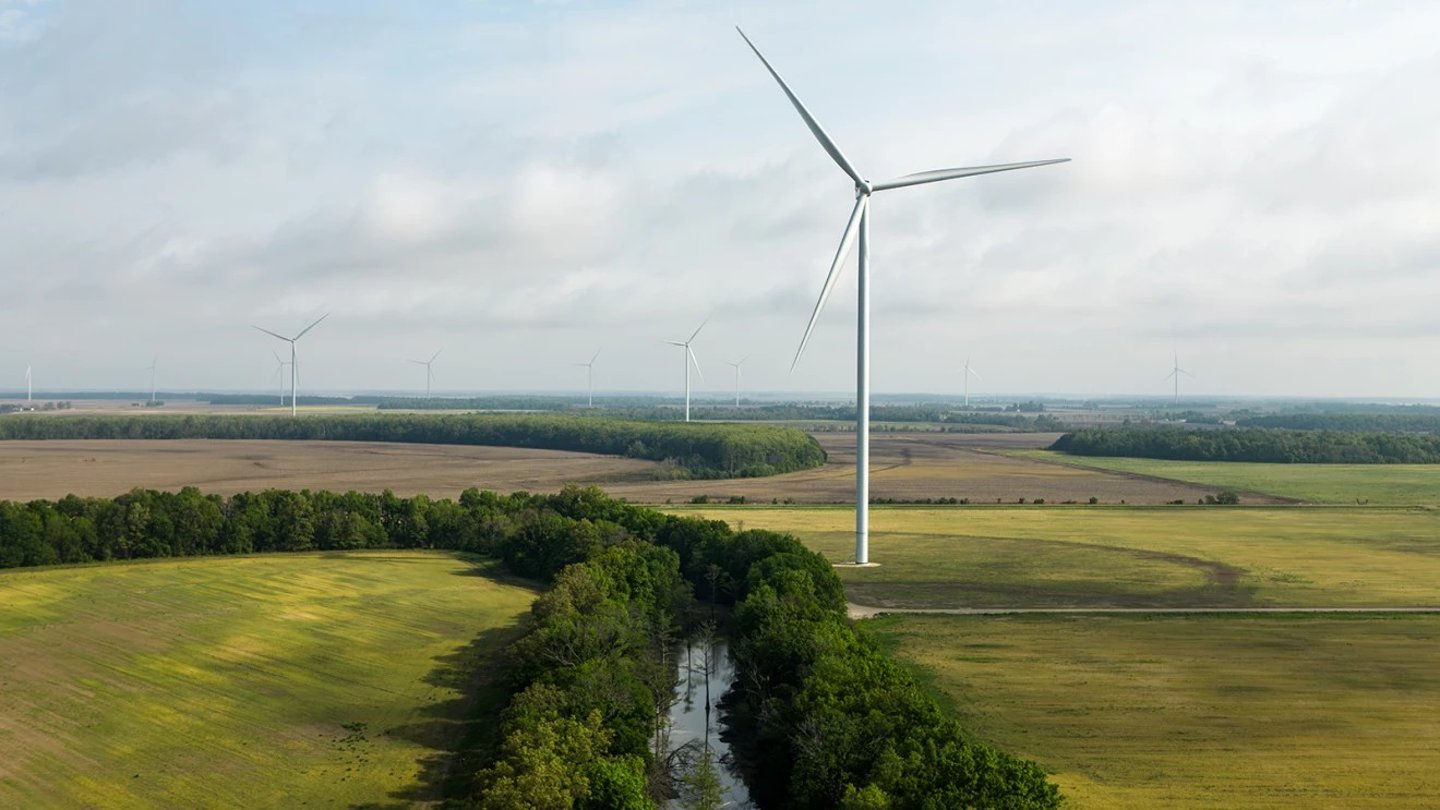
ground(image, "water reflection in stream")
xmin=666 ymin=636 xmax=754 ymax=809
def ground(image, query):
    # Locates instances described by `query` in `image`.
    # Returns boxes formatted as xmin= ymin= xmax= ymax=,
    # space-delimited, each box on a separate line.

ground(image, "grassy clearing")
xmin=677 ymin=505 xmax=1440 ymax=608
xmin=1019 ymin=449 xmax=1440 ymax=505
xmin=0 ymin=551 xmax=535 ymax=808
xmin=869 ymin=613 xmax=1440 ymax=809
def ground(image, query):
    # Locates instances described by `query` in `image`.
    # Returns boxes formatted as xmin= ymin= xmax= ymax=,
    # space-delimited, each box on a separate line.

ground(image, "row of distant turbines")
xmin=19 ymin=350 xmax=1197 ymax=411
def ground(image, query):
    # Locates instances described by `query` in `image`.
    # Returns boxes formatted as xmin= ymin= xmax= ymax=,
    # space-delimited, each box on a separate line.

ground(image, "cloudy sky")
xmin=3 ymin=0 xmax=1439 ymax=399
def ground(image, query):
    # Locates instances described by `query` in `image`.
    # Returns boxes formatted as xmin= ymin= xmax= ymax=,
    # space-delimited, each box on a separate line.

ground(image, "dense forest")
xmin=1237 ymin=413 xmax=1440 ymax=433
xmin=1051 ymin=427 xmax=1440 ymax=463
xmin=0 ymin=486 xmax=1061 ymax=808
xmin=0 ymin=414 xmax=825 ymax=478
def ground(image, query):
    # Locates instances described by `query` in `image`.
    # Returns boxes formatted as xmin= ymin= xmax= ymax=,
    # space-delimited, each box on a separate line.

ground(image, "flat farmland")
xmin=871 ymin=613 xmax=1440 ymax=809
xmin=0 ymin=551 xmax=535 ymax=808
xmin=608 ymin=432 xmax=1274 ymax=504
xmin=678 ymin=505 xmax=1440 ymax=609
xmin=0 ymin=439 xmax=658 ymax=500
xmin=1019 ymin=449 xmax=1440 ymax=505
xmin=0 ymin=432 xmax=1269 ymax=505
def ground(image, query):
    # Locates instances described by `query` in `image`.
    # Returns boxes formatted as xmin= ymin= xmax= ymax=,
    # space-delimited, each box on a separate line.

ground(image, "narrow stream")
xmin=666 ymin=636 xmax=754 ymax=809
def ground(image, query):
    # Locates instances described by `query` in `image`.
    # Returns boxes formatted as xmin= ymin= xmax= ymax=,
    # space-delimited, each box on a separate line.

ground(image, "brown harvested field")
xmin=0 ymin=439 xmax=657 ymax=500
xmin=0 ymin=432 xmax=1275 ymax=505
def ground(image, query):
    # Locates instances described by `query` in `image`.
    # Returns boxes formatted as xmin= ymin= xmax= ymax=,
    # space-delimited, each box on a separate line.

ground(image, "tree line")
xmin=0 ymin=485 xmax=1061 ymax=808
xmin=1237 ymin=413 xmax=1440 ymax=433
xmin=1051 ymin=427 xmax=1440 ymax=463
xmin=0 ymin=414 xmax=825 ymax=478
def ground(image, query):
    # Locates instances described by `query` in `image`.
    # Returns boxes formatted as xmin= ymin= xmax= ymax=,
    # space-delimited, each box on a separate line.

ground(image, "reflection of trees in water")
xmin=666 ymin=623 xmax=743 ymax=810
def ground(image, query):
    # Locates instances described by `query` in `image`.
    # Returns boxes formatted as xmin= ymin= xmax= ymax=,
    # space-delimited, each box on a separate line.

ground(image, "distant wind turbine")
xmin=726 ymin=356 xmax=749 ymax=408
xmin=252 ymin=313 xmax=329 ymax=416
xmin=145 ymin=356 xmax=158 ymax=404
xmin=961 ymin=358 xmax=981 ymax=408
xmin=410 ymin=350 xmax=441 ymax=397
xmin=572 ymin=350 xmax=600 ymax=408
xmin=739 ymin=27 xmax=1069 ymax=565
xmin=1164 ymin=353 xmax=1193 ymax=405
xmin=271 ymin=351 xmax=291 ymax=406
xmin=25 ymin=363 xmax=31 ymax=403
xmin=666 ymin=317 xmax=708 ymax=422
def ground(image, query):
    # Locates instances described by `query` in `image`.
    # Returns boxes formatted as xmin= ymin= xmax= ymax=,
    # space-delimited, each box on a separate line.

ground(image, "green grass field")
xmin=870 ymin=613 xmax=1440 ymax=809
xmin=0 ymin=551 xmax=535 ymax=808
xmin=1019 ymin=449 xmax=1440 ymax=505
xmin=679 ymin=505 xmax=1440 ymax=608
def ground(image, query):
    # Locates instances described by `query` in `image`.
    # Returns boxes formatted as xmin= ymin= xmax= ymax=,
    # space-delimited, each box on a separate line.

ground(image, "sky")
xmin=3 ymin=0 xmax=1439 ymax=399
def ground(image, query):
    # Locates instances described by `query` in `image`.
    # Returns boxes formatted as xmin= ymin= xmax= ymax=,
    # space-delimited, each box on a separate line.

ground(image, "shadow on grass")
xmin=350 ymin=616 xmax=530 ymax=808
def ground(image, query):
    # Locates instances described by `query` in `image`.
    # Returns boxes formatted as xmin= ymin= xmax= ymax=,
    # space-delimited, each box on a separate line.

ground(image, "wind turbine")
xmin=271 ymin=351 xmax=291 ymax=406
xmin=739 ymin=28 xmax=1069 ymax=565
xmin=572 ymin=350 xmax=600 ymax=408
xmin=962 ymin=358 xmax=981 ymax=408
xmin=145 ymin=356 xmax=157 ymax=404
xmin=25 ymin=364 xmax=31 ymax=403
xmin=1164 ymin=353 xmax=1193 ymax=405
xmin=666 ymin=317 xmax=708 ymax=422
xmin=252 ymin=313 xmax=328 ymax=416
xmin=410 ymin=350 xmax=441 ymax=397
xmin=726 ymin=356 xmax=749 ymax=408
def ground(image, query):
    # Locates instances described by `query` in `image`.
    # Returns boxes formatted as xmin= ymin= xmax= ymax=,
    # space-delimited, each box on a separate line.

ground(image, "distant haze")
xmin=3 ymin=1 xmax=1438 ymax=399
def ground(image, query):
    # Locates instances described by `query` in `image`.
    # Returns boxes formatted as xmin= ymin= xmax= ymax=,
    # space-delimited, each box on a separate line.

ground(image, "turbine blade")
xmin=736 ymin=27 xmax=866 ymax=188
xmin=294 ymin=312 xmax=330 ymax=341
xmin=665 ymin=340 xmax=687 ymax=347
xmin=969 ymin=366 xmax=982 ymax=379
xmin=590 ymin=350 xmax=601 ymax=365
xmin=429 ymin=349 xmax=441 ymax=363
xmin=688 ymin=346 xmax=704 ymax=381
xmin=792 ymin=194 xmax=867 ymax=371
xmin=688 ymin=315 xmax=710 ymax=343
xmin=871 ymin=158 xmax=1070 ymax=192
xmin=252 ymin=325 xmax=289 ymax=342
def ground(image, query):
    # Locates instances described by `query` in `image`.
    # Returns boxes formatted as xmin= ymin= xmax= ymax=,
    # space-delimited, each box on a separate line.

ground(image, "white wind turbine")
xmin=25 ymin=363 xmax=32 ymax=403
xmin=573 ymin=350 xmax=600 ymax=408
xmin=271 ymin=351 xmax=291 ymax=406
xmin=739 ymin=28 xmax=1069 ymax=565
xmin=666 ymin=317 xmax=708 ymax=422
xmin=961 ymin=358 xmax=981 ymax=408
xmin=410 ymin=350 xmax=441 ymax=397
xmin=726 ymin=356 xmax=749 ymax=408
xmin=252 ymin=313 xmax=329 ymax=416
xmin=145 ymin=356 xmax=158 ymax=404
xmin=1164 ymin=353 xmax=1193 ymax=405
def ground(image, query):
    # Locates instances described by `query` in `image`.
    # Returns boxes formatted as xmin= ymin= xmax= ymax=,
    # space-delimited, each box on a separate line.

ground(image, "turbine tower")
xmin=252 ymin=313 xmax=328 ymax=416
xmin=573 ymin=350 xmax=600 ymax=408
xmin=145 ymin=356 xmax=158 ymax=404
xmin=962 ymin=358 xmax=981 ymax=408
xmin=726 ymin=356 xmax=749 ymax=408
xmin=25 ymin=364 xmax=31 ymax=403
xmin=666 ymin=317 xmax=708 ymax=422
xmin=740 ymin=28 xmax=1068 ymax=565
xmin=410 ymin=350 xmax=441 ymax=397
xmin=1164 ymin=353 xmax=1192 ymax=405
xmin=271 ymin=351 xmax=291 ymax=406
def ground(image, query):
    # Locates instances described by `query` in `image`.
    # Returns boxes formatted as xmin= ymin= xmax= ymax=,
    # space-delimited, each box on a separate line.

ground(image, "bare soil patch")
xmin=0 ymin=439 xmax=657 ymax=500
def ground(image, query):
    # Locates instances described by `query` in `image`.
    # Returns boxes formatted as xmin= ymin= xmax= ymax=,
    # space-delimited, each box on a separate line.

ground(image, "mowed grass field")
xmin=0 ymin=551 xmax=535 ymax=808
xmin=1019 ymin=449 xmax=1440 ymax=505
xmin=680 ymin=505 xmax=1440 ymax=609
xmin=870 ymin=613 xmax=1440 ymax=809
